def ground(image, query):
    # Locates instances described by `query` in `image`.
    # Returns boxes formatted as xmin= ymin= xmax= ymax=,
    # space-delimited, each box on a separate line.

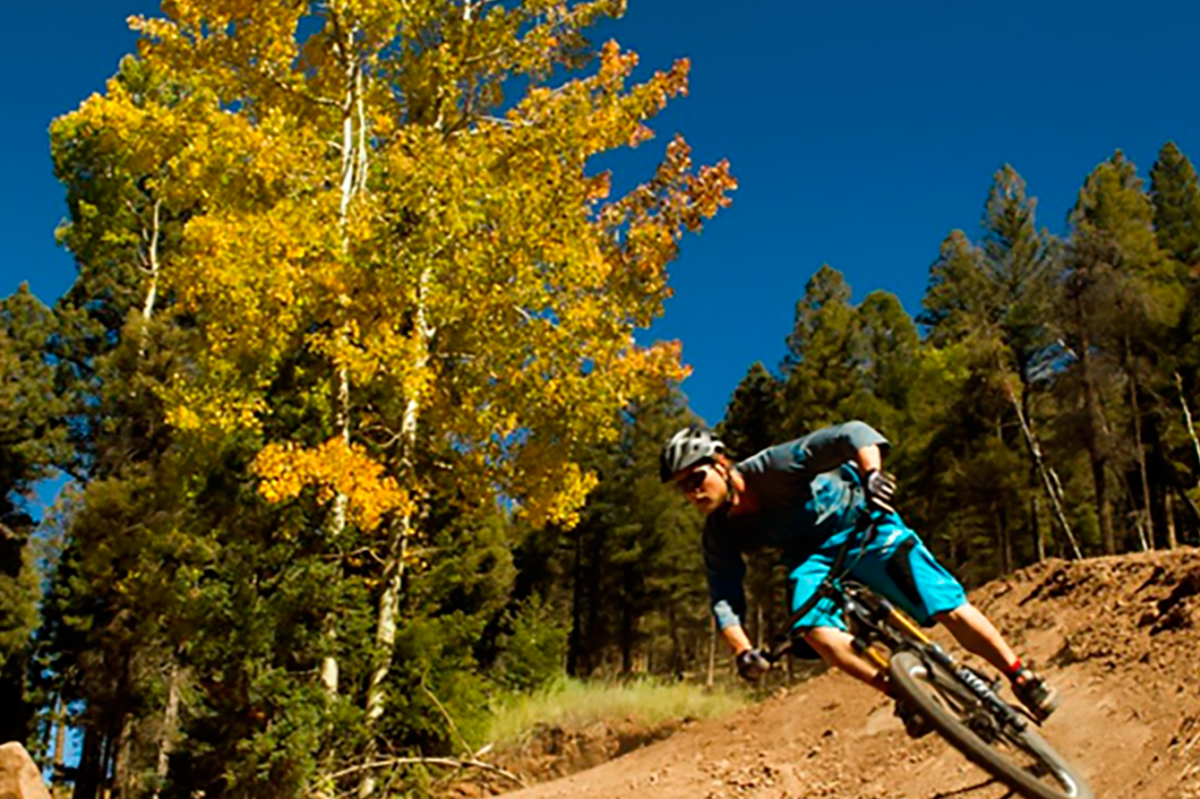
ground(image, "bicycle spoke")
xmin=889 ymin=651 xmax=1092 ymax=799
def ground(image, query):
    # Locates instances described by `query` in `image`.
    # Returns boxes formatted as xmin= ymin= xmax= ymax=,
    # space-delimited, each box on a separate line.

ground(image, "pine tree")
xmin=0 ymin=286 xmax=67 ymax=745
xmin=844 ymin=290 xmax=918 ymax=436
xmin=1150 ymin=141 xmax=1200 ymax=266
xmin=1064 ymin=150 xmax=1176 ymax=554
xmin=718 ymin=362 xmax=783 ymax=458
xmin=780 ymin=265 xmax=860 ymax=432
xmin=919 ymin=166 xmax=1076 ymax=563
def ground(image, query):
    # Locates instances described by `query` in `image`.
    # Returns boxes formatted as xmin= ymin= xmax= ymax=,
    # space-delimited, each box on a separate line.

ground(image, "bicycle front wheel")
xmin=888 ymin=651 xmax=1093 ymax=799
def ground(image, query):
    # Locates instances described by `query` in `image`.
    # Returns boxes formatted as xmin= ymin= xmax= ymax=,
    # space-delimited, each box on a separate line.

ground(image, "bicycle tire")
xmin=888 ymin=651 xmax=1094 ymax=799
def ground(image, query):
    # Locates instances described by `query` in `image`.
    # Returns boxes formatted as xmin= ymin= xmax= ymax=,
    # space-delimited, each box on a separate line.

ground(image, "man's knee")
xmin=803 ymin=626 xmax=850 ymax=661
xmin=932 ymin=601 xmax=978 ymax=628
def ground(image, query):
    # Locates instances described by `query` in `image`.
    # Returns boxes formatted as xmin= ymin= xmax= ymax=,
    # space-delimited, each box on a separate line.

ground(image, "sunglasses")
xmin=676 ymin=464 xmax=713 ymax=494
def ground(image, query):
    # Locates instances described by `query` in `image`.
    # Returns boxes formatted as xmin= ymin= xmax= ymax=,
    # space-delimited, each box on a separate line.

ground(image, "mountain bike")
xmin=765 ymin=517 xmax=1094 ymax=799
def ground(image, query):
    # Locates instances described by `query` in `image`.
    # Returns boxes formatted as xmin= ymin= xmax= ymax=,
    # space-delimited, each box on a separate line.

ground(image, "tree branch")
xmin=323 ymin=756 xmax=525 ymax=787
xmin=420 ymin=678 xmax=472 ymax=759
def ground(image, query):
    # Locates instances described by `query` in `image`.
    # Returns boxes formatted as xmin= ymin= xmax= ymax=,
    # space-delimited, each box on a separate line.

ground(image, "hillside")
xmin=495 ymin=548 xmax=1200 ymax=799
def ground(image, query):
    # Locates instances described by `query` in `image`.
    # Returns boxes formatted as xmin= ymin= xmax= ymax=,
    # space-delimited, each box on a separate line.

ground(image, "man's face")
xmin=672 ymin=461 xmax=726 ymax=514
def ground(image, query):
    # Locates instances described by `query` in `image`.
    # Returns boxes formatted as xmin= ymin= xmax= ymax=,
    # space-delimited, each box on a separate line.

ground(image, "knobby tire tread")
xmin=887 ymin=651 xmax=1094 ymax=799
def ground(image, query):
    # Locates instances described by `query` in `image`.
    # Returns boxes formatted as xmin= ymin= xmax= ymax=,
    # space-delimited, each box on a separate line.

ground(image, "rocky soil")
xmin=486 ymin=548 xmax=1200 ymax=799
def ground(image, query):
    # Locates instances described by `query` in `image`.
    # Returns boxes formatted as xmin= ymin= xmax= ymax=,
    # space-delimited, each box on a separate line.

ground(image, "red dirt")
xmin=493 ymin=548 xmax=1200 ymax=799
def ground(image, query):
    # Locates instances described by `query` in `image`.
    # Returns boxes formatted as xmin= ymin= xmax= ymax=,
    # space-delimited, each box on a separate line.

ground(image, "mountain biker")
xmin=660 ymin=421 xmax=1060 ymax=736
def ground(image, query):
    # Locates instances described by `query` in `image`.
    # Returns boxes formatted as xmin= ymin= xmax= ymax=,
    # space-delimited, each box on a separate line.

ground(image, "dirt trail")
xmin=498 ymin=549 xmax=1200 ymax=799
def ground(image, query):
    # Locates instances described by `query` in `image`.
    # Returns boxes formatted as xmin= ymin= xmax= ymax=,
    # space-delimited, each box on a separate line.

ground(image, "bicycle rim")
xmin=888 ymin=651 xmax=1094 ymax=799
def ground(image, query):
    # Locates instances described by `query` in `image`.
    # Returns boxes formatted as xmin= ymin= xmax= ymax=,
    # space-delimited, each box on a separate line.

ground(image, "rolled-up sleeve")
xmin=703 ymin=521 xmax=747 ymax=630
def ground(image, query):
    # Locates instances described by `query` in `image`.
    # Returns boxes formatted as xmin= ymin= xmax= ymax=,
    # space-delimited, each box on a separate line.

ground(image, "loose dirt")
xmin=489 ymin=548 xmax=1200 ymax=799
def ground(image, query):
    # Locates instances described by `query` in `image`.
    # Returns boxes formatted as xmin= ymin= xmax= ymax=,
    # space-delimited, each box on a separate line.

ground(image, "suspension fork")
xmin=911 ymin=634 xmax=1029 ymax=733
xmin=846 ymin=594 xmax=933 ymax=670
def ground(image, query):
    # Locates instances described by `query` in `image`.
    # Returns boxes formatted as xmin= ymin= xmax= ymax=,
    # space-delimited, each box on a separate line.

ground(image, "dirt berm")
xmin=498 ymin=548 xmax=1200 ymax=799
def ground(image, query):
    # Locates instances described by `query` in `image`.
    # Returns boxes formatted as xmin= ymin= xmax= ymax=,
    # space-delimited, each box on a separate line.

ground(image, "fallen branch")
xmin=324 ymin=756 xmax=526 ymax=787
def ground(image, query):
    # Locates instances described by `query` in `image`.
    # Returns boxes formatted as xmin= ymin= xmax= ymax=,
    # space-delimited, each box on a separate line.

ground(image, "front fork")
xmin=851 ymin=597 xmax=1028 ymax=736
xmin=850 ymin=595 xmax=934 ymax=670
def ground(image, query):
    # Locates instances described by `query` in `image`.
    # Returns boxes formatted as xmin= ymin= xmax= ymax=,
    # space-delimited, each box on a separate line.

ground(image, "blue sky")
xmin=5 ymin=1 xmax=1200 ymax=428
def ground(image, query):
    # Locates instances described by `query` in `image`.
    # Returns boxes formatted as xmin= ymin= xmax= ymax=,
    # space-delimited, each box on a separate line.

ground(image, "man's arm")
xmin=855 ymin=442 xmax=883 ymax=475
xmin=788 ymin=420 xmax=890 ymax=476
xmin=721 ymin=623 xmax=753 ymax=654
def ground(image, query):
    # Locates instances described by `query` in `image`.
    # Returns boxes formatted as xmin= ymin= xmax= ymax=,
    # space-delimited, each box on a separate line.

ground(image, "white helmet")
xmin=660 ymin=426 xmax=725 ymax=483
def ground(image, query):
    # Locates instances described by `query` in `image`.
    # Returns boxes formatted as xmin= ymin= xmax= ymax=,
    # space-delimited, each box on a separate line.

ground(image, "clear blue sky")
xmin=5 ymin=1 xmax=1200 ymax=427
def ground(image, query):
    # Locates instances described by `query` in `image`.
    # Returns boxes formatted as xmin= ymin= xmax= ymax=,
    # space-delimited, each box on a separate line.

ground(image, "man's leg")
xmin=787 ymin=551 xmax=891 ymax=695
xmin=803 ymin=627 xmax=888 ymax=692
xmin=850 ymin=521 xmax=1061 ymax=722
xmin=805 ymin=626 xmax=933 ymax=739
xmin=933 ymin=603 xmax=1017 ymax=673
xmin=934 ymin=602 xmax=1060 ymax=720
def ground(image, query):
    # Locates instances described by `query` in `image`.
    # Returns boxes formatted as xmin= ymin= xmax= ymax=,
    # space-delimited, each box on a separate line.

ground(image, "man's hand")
xmin=865 ymin=469 xmax=897 ymax=514
xmin=735 ymin=648 xmax=771 ymax=682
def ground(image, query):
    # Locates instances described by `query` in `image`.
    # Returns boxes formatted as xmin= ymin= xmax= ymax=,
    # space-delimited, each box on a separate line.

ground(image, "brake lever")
xmin=765 ymin=635 xmax=793 ymax=664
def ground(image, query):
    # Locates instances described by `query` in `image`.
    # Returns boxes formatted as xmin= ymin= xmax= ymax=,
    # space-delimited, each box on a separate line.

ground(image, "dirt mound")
xmin=494 ymin=548 xmax=1200 ymax=799
xmin=450 ymin=718 xmax=687 ymax=797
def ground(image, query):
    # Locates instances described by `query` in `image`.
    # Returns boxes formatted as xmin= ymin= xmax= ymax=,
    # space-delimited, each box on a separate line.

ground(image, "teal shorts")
xmin=787 ymin=517 xmax=966 ymax=633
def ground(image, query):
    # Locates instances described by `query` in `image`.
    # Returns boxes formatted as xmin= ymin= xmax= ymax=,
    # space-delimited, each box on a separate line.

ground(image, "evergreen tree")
xmin=781 ymin=266 xmax=916 ymax=438
xmin=844 ymin=290 xmax=919 ymax=437
xmin=1150 ymin=141 xmax=1200 ymax=266
xmin=0 ymin=287 xmax=66 ymax=745
xmin=718 ymin=362 xmax=783 ymax=458
xmin=918 ymin=166 xmax=1074 ymax=564
xmin=780 ymin=265 xmax=861 ymax=432
xmin=1149 ymin=142 xmax=1200 ymax=544
xmin=550 ymin=389 xmax=705 ymax=677
xmin=1065 ymin=150 xmax=1180 ymax=553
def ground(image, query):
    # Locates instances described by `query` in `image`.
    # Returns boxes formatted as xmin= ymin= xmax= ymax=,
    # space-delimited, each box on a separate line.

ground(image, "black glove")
xmin=735 ymin=648 xmax=771 ymax=682
xmin=865 ymin=468 xmax=897 ymax=514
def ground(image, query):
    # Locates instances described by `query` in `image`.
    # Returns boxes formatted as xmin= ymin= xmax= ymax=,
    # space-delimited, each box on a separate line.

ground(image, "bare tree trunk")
xmin=151 ymin=665 xmax=182 ymax=799
xmin=1005 ymin=380 xmax=1081 ymax=558
xmin=1076 ymin=317 xmax=1115 ymax=553
xmin=54 ymin=696 xmax=67 ymax=774
xmin=1032 ymin=495 xmax=1045 ymax=561
xmin=321 ymin=357 xmax=352 ymax=698
xmin=137 ymin=197 xmax=163 ymax=359
xmin=1133 ymin=514 xmax=1150 ymax=553
xmin=1125 ymin=342 xmax=1154 ymax=549
xmin=114 ymin=715 xmax=133 ymax=799
xmin=324 ymin=0 xmax=377 ymax=708
xmin=1178 ymin=372 xmax=1200 ymax=488
xmin=1166 ymin=490 xmax=1179 ymax=550
xmin=72 ymin=726 xmax=103 ymax=799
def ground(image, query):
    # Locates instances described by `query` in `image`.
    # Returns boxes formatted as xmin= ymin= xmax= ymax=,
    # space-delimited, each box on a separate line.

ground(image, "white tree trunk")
xmin=324 ymin=10 xmax=371 ymax=703
xmin=358 ymin=270 xmax=432 ymax=798
xmin=152 ymin=664 xmax=182 ymax=799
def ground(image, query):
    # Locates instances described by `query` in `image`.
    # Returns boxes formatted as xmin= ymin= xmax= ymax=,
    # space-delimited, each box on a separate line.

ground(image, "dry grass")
xmin=485 ymin=677 xmax=746 ymax=747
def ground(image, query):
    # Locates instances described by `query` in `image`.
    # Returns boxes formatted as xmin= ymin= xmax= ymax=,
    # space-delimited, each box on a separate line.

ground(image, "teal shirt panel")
xmin=703 ymin=421 xmax=890 ymax=631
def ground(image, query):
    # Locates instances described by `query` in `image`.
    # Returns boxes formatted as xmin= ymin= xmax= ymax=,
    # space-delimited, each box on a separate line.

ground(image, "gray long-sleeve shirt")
xmin=703 ymin=421 xmax=890 ymax=630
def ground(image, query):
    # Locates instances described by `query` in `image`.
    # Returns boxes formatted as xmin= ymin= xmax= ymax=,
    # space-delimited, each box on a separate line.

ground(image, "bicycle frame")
xmin=760 ymin=511 xmax=1094 ymax=799
xmin=766 ymin=514 xmax=1030 ymax=737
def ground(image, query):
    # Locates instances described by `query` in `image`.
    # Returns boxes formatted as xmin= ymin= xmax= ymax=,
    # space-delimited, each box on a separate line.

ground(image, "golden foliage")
xmin=61 ymin=0 xmax=735 ymax=531
xmin=253 ymin=438 xmax=413 ymax=531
